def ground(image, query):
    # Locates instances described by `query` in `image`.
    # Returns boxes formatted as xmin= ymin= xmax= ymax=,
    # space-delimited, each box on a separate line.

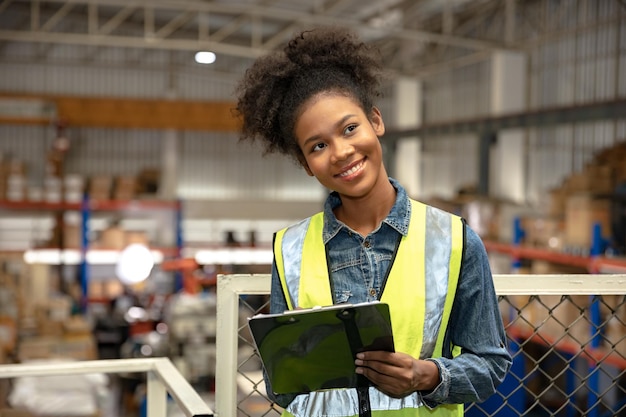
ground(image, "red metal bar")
xmin=483 ymin=240 xmax=592 ymax=269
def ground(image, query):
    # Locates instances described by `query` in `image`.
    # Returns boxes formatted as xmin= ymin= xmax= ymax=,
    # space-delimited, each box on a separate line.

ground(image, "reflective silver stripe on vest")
xmin=286 ymin=388 xmax=423 ymax=417
xmin=421 ymin=205 xmax=451 ymax=359
xmin=281 ymin=216 xmax=312 ymax=308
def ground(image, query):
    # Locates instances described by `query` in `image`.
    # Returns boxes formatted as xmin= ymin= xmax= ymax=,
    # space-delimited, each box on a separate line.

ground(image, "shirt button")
xmin=363 ymin=241 xmax=371 ymax=248
xmin=369 ymin=289 xmax=377 ymax=297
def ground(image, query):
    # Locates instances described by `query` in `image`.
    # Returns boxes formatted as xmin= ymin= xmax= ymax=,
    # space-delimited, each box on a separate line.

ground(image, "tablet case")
xmin=248 ymin=302 xmax=395 ymax=394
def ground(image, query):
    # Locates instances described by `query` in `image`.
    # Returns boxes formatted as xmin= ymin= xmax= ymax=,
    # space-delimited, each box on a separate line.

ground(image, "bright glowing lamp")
xmin=195 ymin=51 xmax=216 ymax=64
xmin=116 ymin=243 xmax=154 ymax=285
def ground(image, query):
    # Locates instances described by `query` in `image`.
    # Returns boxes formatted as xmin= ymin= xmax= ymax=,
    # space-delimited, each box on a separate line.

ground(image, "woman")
xmin=235 ymin=27 xmax=511 ymax=417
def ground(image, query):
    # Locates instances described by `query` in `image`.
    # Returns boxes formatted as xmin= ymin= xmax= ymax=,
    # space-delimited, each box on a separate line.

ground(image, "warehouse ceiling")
xmin=0 ymin=0 xmax=522 ymax=78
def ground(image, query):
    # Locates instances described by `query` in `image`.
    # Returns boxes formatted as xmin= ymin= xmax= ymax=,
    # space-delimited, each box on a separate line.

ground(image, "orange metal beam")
xmin=0 ymin=93 xmax=240 ymax=132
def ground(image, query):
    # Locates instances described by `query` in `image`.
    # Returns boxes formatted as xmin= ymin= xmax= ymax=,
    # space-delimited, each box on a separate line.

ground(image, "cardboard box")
xmin=547 ymin=187 xmax=567 ymax=217
xmin=125 ymin=230 xmax=149 ymax=246
xmin=103 ymin=279 xmax=124 ymax=299
xmin=88 ymin=175 xmax=112 ymax=200
xmin=17 ymin=335 xmax=97 ymax=361
xmin=63 ymin=316 xmax=91 ymax=336
xmin=17 ymin=337 xmax=53 ymax=360
xmin=462 ymin=198 xmax=500 ymax=239
xmin=0 ymin=409 xmax=36 ymax=417
xmin=5 ymin=174 xmax=26 ymax=202
xmin=564 ymin=194 xmax=612 ymax=250
xmin=137 ymin=168 xmax=160 ymax=195
xmin=99 ymin=226 xmax=126 ymax=249
xmin=523 ymin=216 xmax=564 ymax=250
xmin=0 ymin=316 xmax=16 ymax=353
xmin=114 ymin=175 xmax=137 ymax=200
xmin=585 ymin=164 xmax=615 ymax=195
xmin=63 ymin=224 xmax=82 ymax=248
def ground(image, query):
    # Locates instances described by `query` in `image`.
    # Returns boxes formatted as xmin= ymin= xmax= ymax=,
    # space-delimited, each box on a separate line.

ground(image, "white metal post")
xmin=215 ymin=274 xmax=272 ymax=417
xmin=147 ymin=370 xmax=168 ymax=417
xmin=215 ymin=274 xmax=243 ymax=417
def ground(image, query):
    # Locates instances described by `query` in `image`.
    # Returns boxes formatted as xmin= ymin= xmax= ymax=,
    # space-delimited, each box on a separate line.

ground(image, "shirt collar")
xmin=322 ymin=177 xmax=411 ymax=243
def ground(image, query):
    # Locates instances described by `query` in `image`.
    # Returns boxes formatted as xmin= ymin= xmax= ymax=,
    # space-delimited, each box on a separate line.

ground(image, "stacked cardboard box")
xmin=0 ymin=259 xmax=20 ymax=360
xmin=545 ymin=141 xmax=626 ymax=252
xmin=88 ymin=175 xmax=113 ymax=201
xmin=88 ymin=279 xmax=124 ymax=301
xmin=18 ymin=296 xmax=97 ymax=362
xmin=63 ymin=174 xmax=85 ymax=203
xmin=97 ymin=225 xmax=149 ymax=249
xmin=0 ymin=410 xmax=35 ymax=417
xmin=0 ymin=156 xmax=5 ymax=200
xmin=2 ymin=160 xmax=27 ymax=202
xmin=114 ymin=175 xmax=137 ymax=200
xmin=521 ymin=216 xmax=565 ymax=251
xmin=137 ymin=168 xmax=160 ymax=195
xmin=564 ymin=194 xmax=612 ymax=250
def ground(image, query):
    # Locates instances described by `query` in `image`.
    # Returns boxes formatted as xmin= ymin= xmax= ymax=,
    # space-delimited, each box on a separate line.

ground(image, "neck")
xmin=335 ymin=179 xmax=396 ymax=236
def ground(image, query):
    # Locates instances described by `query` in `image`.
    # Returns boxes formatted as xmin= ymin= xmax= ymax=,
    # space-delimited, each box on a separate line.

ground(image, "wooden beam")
xmin=0 ymin=93 xmax=240 ymax=131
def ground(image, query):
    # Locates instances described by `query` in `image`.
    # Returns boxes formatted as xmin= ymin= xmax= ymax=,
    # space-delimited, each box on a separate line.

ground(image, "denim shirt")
xmin=268 ymin=178 xmax=512 ymax=409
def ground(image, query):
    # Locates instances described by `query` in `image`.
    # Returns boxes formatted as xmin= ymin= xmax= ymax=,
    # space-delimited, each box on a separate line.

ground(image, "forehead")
xmin=298 ymin=92 xmax=364 ymax=119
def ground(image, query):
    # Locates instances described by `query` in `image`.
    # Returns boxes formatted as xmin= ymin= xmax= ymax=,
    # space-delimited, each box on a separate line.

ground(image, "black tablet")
xmin=248 ymin=301 xmax=395 ymax=394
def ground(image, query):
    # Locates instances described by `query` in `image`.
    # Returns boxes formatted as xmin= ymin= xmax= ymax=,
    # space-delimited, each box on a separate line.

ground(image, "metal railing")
xmin=215 ymin=274 xmax=626 ymax=417
xmin=0 ymin=357 xmax=214 ymax=417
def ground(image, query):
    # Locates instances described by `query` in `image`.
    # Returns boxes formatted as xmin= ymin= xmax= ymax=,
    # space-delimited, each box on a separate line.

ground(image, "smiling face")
xmin=294 ymin=92 xmax=388 ymax=200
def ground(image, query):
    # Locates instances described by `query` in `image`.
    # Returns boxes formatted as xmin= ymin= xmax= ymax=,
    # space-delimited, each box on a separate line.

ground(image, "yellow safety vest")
xmin=274 ymin=199 xmax=465 ymax=417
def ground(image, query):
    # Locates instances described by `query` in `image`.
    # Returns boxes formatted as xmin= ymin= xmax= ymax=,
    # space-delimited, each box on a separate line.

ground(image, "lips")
xmin=336 ymin=159 xmax=365 ymax=178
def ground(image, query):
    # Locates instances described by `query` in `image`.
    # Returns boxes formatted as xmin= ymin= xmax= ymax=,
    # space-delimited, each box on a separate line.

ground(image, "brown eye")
xmin=344 ymin=124 xmax=358 ymax=135
xmin=312 ymin=142 xmax=327 ymax=152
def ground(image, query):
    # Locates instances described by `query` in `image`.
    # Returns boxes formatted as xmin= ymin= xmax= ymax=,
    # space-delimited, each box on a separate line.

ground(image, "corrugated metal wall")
xmin=0 ymin=46 xmax=323 ymax=204
xmin=525 ymin=0 xmax=624 ymax=205
xmin=1 ymin=0 xmax=625 ymax=211
xmin=420 ymin=61 xmax=490 ymax=199
xmin=178 ymin=131 xmax=324 ymax=201
xmin=419 ymin=0 xmax=625 ymax=204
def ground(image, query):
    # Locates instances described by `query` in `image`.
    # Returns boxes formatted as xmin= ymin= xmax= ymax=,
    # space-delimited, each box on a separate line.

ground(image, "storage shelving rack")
xmin=0 ymin=197 xmax=183 ymax=307
xmin=481 ymin=219 xmax=626 ymax=417
xmin=483 ymin=217 xmax=626 ymax=274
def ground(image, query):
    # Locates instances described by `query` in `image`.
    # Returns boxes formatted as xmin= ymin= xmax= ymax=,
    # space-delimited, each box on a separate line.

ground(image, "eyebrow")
xmin=301 ymin=114 xmax=357 ymax=148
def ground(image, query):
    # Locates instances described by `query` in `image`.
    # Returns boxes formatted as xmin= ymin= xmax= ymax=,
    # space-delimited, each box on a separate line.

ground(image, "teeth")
xmin=339 ymin=161 xmax=363 ymax=177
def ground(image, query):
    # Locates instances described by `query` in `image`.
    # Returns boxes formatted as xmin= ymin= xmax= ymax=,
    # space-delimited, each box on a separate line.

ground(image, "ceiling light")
xmin=195 ymin=51 xmax=216 ymax=64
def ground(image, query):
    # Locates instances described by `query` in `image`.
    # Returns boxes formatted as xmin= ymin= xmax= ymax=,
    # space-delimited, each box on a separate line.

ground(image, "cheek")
xmin=303 ymin=155 xmax=328 ymax=176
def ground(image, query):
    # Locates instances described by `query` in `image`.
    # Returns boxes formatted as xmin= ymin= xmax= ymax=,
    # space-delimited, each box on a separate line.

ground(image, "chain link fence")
xmin=215 ymin=275 xmax=626 ymax=417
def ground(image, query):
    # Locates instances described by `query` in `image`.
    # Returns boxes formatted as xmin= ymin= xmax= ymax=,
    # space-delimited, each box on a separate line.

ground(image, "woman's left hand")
xmin=355 ymin=351 xmax=440 ymax=397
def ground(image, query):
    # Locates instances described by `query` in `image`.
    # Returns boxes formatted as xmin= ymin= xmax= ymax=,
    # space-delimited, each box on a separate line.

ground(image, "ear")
xmin=297 ymin=154 xmax=315 ymax=176
xmin=370 ymin=107 xmax=386 ymax=136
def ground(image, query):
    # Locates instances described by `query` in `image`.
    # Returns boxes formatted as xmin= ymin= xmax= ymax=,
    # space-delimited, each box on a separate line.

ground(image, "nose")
xmin=330 ymin=140 xmax=354 ymax=163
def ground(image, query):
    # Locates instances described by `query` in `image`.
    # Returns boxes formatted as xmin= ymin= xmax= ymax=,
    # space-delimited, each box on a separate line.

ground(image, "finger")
xmin=356 ymin=367 xmax=410 ymax=397
xmin=356 ymin=359 xmax=399 ymax=377
xmin=356 ymin=350 xmax=396 ymax=363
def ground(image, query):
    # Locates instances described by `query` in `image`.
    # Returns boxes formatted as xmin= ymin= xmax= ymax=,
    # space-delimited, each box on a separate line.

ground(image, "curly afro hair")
xmin=234 ymin=27 xmax=383 ymax=163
